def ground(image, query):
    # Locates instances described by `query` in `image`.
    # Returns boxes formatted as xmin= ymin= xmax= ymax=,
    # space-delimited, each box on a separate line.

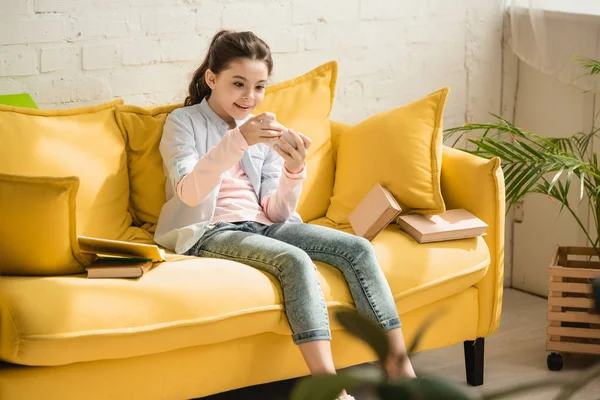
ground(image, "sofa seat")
xmin=0 ymin=224 xmax=490 ymax=368
xmin=309 ymin=219 xmax=491 ymax=314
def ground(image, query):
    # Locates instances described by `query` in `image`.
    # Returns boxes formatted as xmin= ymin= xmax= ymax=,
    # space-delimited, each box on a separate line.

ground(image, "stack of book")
xmin=349 ymin=183 xmax=487 ymax=243
xmin=78 ymin=236 xmax=166 ymax=279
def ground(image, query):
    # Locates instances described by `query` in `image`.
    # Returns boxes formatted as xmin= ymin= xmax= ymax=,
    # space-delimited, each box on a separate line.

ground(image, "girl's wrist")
xmin=285 ymin=162 xmax=305 ymax=175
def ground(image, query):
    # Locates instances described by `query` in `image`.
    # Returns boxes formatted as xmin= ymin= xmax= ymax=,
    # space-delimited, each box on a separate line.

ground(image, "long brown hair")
xmin=185 ymin=30 xmax=273 ymax=106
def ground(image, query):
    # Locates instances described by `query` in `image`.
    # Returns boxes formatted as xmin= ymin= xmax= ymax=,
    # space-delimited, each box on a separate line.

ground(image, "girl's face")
xmin=205 ymin=58 xmax=269 ymax=125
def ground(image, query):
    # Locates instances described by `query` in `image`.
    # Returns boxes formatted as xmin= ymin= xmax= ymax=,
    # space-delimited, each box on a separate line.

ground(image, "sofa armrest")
xmin=440 ymin=146 xmax=506 ymax=338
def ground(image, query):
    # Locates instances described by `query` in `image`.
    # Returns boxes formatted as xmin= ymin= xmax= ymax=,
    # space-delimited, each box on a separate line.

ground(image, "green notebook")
xmin=0 ymin=93 xmax=38 ymax=109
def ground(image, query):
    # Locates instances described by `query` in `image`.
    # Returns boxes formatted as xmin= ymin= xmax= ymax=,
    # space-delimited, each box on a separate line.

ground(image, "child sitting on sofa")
xmin=154 ymin=29 xmax=416 ymax=399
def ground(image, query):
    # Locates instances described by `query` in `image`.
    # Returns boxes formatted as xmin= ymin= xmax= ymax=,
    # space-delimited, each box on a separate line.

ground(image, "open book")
xmin=349 ymin=183 xmax=402 ymax=241
xmin=78 ymin=236 xmax=166 ymax=262
xmin=78 ymin=236 xmax=166 ymax=279
xmin=396 ymin=209 xmax=487 ymax=243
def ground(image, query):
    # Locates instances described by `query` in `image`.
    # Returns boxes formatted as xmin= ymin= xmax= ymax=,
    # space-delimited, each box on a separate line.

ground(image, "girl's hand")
xmin=239 ymin=112 xmax=285 ymax=146
xmin=273 ymin=129 xmax=312 ymax=173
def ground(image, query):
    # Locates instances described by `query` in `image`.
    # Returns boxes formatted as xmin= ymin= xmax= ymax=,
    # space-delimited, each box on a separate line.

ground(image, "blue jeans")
xmin=185 ymin=221 xmax=401 ymax=345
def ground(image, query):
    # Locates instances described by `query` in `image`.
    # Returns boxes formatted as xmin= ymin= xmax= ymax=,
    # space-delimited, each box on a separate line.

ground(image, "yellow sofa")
xmin=0 ymin=66 xmax=504 ymax=400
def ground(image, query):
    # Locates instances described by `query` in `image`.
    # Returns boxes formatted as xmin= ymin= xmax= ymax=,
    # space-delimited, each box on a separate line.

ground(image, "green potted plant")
xmin=443 ymin=57 xmax=600 ymax=371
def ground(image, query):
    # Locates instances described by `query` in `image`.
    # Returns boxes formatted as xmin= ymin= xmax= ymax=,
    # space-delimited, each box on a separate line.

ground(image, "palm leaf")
xmin=290 ymin=373 xmax=373 ymax=400
xmin=534 ymin=178 xmax=566 ymax=205
xmin=445 ymin=113 xmax=600 ymax=238
xmin=577 ymin=56 xmax=600 ymax=76
xmin=548 ymin=167 xmax=566 ymax=194
xmin=506 ymin=166 xmax=542 ymax=204
xmin=572 ymin=128 xmax=599 ymax=157
xmin=459 ymin=124 xmax=593 ymax=202
xmin=505 ymin=140 xmax=538 ymax=161
xmin=466 ymin=139 xmax=508 ymax=159
xmin=514 ymin=168 xmax=551 ymax=205
xmin=565 ymin=167 xmax=574 ymax=202
xmin=545 ymin=179 xmax=571 ymax=214
xmin=557 ymin=179 xmax=570 ymax=213
xmin=503 ymin=163 xmax=522 ymax=188
xmin=335 ymin=310 xmax=390 ymax=363
xmin=516 ymin=139 xmax=547 ymax=159
xmin=489 ymin=139 xmax=531 ymax=161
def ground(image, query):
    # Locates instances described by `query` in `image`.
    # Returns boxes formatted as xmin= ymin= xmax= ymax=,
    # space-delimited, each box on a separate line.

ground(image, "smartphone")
xmin=263 ymin=119 xmax=298 ymax=154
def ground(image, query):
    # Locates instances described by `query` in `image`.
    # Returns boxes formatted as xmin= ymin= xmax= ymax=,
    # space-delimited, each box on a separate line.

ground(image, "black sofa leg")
xmin=464 ymin=338 xmax=484 ymax=386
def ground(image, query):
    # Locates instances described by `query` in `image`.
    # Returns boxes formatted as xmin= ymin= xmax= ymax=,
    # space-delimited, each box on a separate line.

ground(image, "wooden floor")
xmin=198 ymin=289 xmax=600 ymax=400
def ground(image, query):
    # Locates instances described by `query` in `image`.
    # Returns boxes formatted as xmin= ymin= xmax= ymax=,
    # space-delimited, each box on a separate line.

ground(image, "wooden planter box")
xmin=547 ymin=246 xmax=600 ymax=361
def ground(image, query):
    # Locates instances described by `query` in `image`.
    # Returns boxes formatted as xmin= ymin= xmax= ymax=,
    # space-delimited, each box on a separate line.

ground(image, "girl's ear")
xmin=205 ymin=69 xmax=217 ymax=90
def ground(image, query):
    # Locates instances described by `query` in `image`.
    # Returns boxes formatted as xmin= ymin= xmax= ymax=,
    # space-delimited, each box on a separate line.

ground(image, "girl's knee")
xmin=280 ymin=248 xmax=315 ymax=274
xmin=351 ymin=235 xmax=374 ymax=254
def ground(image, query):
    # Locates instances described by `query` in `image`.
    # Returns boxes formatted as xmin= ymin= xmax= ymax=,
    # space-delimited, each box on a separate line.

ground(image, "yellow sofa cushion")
xmin=0 ymin=100 xmax=134 ymax=240
xmin=116 ymin=104 xmax=181 ymax=233
xmin=0 ymin=174 xmax=89 ymax=276
xmin=327 ymin=88 xmax=449 ymax=224
xmin=254 ymin=61 xmax=338 ymax=222
xmin=0 ymin=223 xmax=488 ymax=366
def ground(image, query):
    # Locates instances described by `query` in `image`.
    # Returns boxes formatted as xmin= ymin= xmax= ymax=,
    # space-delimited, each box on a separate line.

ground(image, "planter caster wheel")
xmin=547 ymin=352 xmax=563 ymax=371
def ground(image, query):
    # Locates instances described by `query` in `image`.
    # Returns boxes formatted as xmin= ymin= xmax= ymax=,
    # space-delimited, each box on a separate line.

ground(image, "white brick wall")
xmin=3 ymin=0 xmax=31 ymax=15
xmin=82 ymin=44 xmax=119 ymax=70
xmin=0 ymin=0 xmax=504 ymax=128
xmin=0 ymin=45 xmax=38 ymax=76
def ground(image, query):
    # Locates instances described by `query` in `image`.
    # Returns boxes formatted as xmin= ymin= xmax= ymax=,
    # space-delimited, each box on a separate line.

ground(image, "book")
xmin=78 ymin=236 xmax=166 ymax=262
xmin=348 ymin=183 xmax=402 ymax=241
xmin=396 ymin=209 xmax=488 ymax=243
xmin=86 ymin=260 xmax=153 ymax=279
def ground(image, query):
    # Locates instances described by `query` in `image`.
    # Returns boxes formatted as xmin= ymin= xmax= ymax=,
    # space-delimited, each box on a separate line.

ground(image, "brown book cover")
xmin=396 ymin=209 xmax=487 ymax=243
xmin=86 ymin=260 xmax=153 ymax=279
xmin=349 ymin=183 xmax=402 ymax=241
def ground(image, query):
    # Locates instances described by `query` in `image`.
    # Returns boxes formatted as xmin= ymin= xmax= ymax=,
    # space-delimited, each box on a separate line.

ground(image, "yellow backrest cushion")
xmin=327 ymin=88 xmax=449 ymax=224
xmin=116 ymin=104 xmax=181 ymax=232
xmin=0 ymin=100 xmax=133 ymax=240
xmin=255 ymin=61 xmax=338 ymax=222
xmin=117 ymin=61 xmax=338 ymax=230
xmin=0 ymin=174 xmax=90 ymax=275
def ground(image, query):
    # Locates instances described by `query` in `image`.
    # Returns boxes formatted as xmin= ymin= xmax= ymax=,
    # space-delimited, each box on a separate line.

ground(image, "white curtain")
xmin=508 ymin=0 xmax=600 ymax=91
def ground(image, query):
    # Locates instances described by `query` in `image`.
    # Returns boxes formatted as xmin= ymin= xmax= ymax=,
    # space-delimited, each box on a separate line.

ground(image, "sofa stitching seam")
xmin=393 ymin=256 xmax=491 ymax=303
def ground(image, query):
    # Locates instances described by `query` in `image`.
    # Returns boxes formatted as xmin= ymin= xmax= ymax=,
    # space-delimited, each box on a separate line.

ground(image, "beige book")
xmin=86 ymin=261 xmax=153 ymax=279
xmin=349 ymin=183 xmax=402 ymax=241
xmin=78 ymin=236 xmax=166 ymax=262
xmin=396 ymin=209 xmax=487 ymax=243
